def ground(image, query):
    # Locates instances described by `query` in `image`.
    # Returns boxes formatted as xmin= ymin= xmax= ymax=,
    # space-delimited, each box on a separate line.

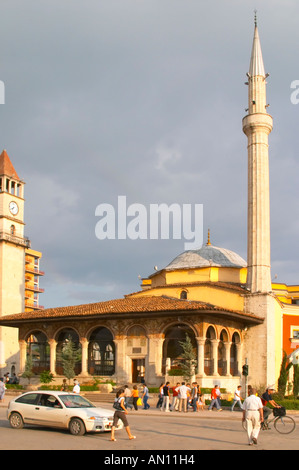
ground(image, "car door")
xmin=14 ymin=393 xmax=40 ymax=425
xmin=34 ymin=393 xmax=65 ymax=428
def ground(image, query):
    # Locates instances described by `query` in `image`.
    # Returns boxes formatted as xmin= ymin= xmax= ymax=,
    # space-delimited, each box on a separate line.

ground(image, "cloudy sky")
xmin=1 ymin=0 xmax=299 ymax=309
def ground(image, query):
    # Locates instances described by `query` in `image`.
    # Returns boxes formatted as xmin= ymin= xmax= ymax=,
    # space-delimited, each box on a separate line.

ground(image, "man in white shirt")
xmin=73 ymin=379 xmax=80 ymax=394
xmin=231 ymin=385 xmax=243 ymax=411
xmin=242 ymin=388 xmax=263 ymax=445
xmin=176 ymin=382 xmax=190 ymax=413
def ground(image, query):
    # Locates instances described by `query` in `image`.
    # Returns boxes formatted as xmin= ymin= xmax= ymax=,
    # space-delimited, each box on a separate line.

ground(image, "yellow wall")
xmin=133 ymin=282 xmax=244 ymax=312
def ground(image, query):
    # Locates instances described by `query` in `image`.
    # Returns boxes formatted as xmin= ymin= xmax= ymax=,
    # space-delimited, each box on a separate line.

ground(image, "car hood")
xmin=71 ymin=406 xmax=114 ymax=419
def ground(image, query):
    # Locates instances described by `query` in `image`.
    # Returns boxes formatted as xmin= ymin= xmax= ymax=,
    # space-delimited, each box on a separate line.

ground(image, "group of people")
xmin=0 ymin=372 xmax=20 ymax=403
xmin=123 ymin=384 xmax=150 ymax=410
xmin=111 ymin=382 xmax=284 ymax=445
xmin=157 ymin=381 xmax=205 ymax=412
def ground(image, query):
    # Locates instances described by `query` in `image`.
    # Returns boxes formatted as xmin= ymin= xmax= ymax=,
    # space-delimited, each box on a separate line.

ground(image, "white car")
xmin=7 ymin=390 xmax=123 ymax=436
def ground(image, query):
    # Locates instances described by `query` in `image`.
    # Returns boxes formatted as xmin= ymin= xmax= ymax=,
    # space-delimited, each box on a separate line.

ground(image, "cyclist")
xmin=261 ymin=386 xmax=282 ymax=426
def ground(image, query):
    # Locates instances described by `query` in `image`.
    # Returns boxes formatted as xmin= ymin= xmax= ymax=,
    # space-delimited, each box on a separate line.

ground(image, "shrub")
xmin=40 ymin=370 xmax=54 ymax=385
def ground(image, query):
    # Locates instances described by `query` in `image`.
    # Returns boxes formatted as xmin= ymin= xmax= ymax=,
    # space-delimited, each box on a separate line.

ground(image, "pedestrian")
xmin=242 ymin=387 xmax=263 ymax=445
xmin=191 ymin=382 xmax=198 ymax=412
xmin=124 ymin=385 xmax=133 ymax=409
xmin=176 ymin=382 xmax=190 ymax=413
xmin=198 ymin=388 xmax=205 ymax=411
xmin=162 ymin=382 xmax=170 ymax=412
xmin=171 ymin=382 xmax=180 ymax=411
xmin=132 ymin=384 xmax=139 ymax=410
xmin=231 ymin=385 xmax=243 ymax=411
xmin=11 ymin=373 xmax=19 ymax=384
xmin=72 ymin=379 xmax=80 ymax=394
xmin=61 ymin=378 xmax=68 ymax=391
xmin=216 ymin=385 xmax=222 ymax=408
xmin=110 ymin=388 xmax=136 ymax=442
xmin=208 ymin=385 xmax=222 ymax=411
xmin=156 ymin=382 xmax=164 ymax=408
xmin=0 ymin=378 xmax=6 ymax=403
xmin=142 ymin=383 xmax=150 ymax=409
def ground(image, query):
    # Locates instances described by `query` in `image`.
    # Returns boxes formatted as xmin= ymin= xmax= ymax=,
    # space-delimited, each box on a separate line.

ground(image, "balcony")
xmin=25 ymin=282 xmax=45 ymax=293
xmin=24 ymin=299 xmax=44 ymax=310
xmin=25 ymin=265 xmax=45 ymax=276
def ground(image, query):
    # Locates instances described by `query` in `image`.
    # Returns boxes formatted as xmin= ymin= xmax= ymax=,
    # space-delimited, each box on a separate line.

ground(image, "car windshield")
xmin=59 ymin=395 xmax=96 ymax=408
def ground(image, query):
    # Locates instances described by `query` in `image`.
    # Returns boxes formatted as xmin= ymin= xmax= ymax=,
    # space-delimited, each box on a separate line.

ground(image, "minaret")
xmin=242 ymin=16 xmax=277 ymax=387
xmin=242 ymin=14 xmax=273 ymax=293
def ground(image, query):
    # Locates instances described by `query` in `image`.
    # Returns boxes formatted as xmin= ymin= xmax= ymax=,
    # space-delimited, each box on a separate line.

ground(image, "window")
xmin=16 ymin=393 xmax=39 ymax=405
xmin=180 ymin=290 xmax=188 ymax=300
xmin=10 ymin=225 xmax=15 ymax=235
xmin=291 ymin=327 xmax=299 ymax=339
xmin=39 ymin=394 xmax=62 ymax=408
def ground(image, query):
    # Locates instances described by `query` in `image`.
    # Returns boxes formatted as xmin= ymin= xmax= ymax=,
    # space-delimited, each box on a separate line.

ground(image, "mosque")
xmin=0 ymin=19 xmax=299 ymax=391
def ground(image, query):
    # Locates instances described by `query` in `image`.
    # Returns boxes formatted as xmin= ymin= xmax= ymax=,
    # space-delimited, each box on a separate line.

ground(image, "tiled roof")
xmin=0 ymin=295 xmax=262 ymax=325
xmin=0 ymin=149 xmax=20 ymax=180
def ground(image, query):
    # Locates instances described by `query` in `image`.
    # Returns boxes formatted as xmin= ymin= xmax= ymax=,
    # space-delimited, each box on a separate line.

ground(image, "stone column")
xmin=196 ymin=337 xmax=205 ymax=376
xmin=114 ymin=336 xmax=128 ymax=383
xmin=79 ymin=338 xmax=89 ymax=377
xmin=224 ymin=342 xmax=232 ymax=376
xmin=19 ymin=339 xmax=27 ymax=374
xmin=211 ymin=339 xmax=219 ymax=376
xmin=49 ymin=339 xmax=57 ymax=376
xmin=147 ymin=333 xmax=164 ymax=386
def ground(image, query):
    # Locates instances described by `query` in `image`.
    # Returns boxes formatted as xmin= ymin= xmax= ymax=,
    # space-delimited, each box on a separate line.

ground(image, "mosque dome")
xmin=164 ymin=244 xmax=247 ymax=271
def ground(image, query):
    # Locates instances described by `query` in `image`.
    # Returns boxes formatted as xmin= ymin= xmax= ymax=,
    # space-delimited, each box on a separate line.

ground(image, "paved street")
xmin=1 ymin=397 xmax=299 ymax=451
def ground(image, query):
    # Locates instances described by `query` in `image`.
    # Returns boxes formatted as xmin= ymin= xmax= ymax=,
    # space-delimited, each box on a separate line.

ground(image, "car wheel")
xmin=69 ymin=418 xmax=86 ymax=436
xmin=9 ymin=412 xmax=24 ymax=429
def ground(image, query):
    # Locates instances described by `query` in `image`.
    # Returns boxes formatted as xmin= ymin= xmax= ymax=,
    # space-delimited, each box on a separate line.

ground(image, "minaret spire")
xmin=243 ymin=17 xmax=273 ymax=293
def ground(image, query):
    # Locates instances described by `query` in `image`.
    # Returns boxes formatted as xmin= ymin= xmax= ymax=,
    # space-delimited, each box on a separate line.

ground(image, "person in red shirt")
xmin=208 ymin=385 xmax=222 ymax=411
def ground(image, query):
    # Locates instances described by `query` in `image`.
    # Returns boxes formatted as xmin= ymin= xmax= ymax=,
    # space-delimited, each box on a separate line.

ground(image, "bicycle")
xmin=242 ymin=408 xmax=296 ymax=435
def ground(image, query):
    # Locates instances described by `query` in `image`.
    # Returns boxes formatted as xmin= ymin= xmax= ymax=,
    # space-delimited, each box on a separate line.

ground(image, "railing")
xmin=25 ymin=282 xmax=45 ymax=293
xmin=25 ymin=266 xmax=45 ymax=276
xmin=0 ymin=231 xmax=31 ymax=248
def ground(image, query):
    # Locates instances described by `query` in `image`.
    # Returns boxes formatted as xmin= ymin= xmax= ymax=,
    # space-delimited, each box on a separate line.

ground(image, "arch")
xmin=218 ymin=329 xmax=229 ymax=376
xmin=162 ymin=323 xmax=197 ymax=373
xmin=127 ymin=325 xmax=147 ymax=338
xmin=26 ymin=331 xmax=50 ymax=374
xmin=55 ymin=328 xmax=81 ymax=375
xmin=204 ymin=326 xmax=216 ymax=375
xmin=88 ymin=327 xmax=115 ymax=376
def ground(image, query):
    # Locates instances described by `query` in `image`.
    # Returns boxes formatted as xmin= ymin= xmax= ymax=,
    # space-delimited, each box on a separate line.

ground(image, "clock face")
xmin=9 ymin=201 xmax=19 ymax=216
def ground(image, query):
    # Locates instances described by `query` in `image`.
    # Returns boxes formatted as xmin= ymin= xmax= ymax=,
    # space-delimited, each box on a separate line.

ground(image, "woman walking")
xmin=110 ymin=389 xmax=136 ymax=442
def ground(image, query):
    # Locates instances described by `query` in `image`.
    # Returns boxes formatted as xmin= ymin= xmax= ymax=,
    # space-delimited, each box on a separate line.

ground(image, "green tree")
xmin=293 ymin=364 xmax=299 ymax=398
xmin=40 ymin=370 xmax=54 ymax=385
xmin=58 ymin=337 xmax=81 ymax=383
xmin=178 ymin=334 xmax=197 ymax=382
xmin=278 ymin=351 xmax=293 ymax=398
xmin=22 ymin=356 xmax=34 ymax=384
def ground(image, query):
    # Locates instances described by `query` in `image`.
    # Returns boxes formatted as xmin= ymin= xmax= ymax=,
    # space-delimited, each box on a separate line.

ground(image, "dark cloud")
xmin=1 ymin=0 xmax=299 ymax=307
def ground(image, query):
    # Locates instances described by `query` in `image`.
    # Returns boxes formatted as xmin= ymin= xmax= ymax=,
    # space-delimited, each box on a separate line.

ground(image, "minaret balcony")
xmin=242 ymin=112 xmax=273 ymax=136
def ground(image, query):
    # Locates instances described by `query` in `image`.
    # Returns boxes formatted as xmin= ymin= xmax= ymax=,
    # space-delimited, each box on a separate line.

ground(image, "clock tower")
xmin=0 ymin=150 xmax=29 ymax=375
